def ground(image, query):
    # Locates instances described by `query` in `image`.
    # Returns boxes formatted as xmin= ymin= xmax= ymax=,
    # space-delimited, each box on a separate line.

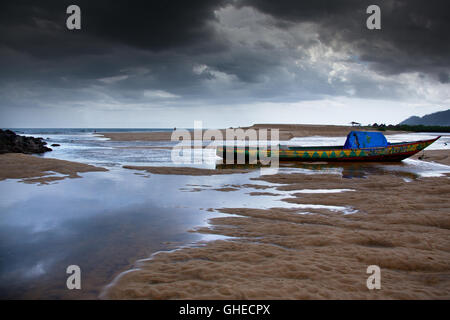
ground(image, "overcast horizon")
xmin=1 ymin=1 xmax=449 ymax=128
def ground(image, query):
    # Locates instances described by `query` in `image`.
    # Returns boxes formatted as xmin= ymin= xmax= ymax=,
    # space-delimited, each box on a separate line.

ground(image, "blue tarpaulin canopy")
xmin=343 ymin=131 xmax=388 ymax=149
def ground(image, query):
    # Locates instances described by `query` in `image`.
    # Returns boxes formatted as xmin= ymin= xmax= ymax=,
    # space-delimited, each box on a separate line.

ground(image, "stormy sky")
xmin=0 ymin=0 xmax=449 ymax=128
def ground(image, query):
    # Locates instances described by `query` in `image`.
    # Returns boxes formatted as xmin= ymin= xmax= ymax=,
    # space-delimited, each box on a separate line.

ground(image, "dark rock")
xmin=0 ymin=129 xmax=53 ymax=154
xmin=51 ymin=144 xmax=60 ymax=147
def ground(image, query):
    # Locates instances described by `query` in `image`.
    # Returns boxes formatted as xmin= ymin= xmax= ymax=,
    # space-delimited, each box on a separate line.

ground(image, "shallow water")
xmin=0 ymin=167 xmax=322 ymax=299
xmin=273 ymin=159 xmax=450 ymax=179
xmin=1 ymin=130 xmax=449 ymax=299
xmin=19 ymin=130 xmax=449 ymax=169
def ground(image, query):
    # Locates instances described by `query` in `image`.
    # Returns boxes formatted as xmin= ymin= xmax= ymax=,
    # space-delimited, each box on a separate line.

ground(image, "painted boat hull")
xmin=216 ymin=136 xmax=440 ymax=162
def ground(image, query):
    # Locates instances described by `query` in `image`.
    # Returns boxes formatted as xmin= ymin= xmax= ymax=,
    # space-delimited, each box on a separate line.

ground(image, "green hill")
xmin=399 ymin=109 xmax=450 ymax=126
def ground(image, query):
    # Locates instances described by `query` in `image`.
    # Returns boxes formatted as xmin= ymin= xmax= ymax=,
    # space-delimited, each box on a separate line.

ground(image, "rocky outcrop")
xmin=0 ymin=129 xmax=52 ymax=154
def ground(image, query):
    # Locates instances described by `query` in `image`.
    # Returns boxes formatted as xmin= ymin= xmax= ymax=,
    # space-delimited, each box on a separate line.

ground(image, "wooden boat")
xmin=216 ymin=131 xmax=440 ymax=162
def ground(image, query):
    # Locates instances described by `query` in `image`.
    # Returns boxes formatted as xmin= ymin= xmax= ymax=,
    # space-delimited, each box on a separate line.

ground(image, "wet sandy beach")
xmin=1 ymin=129 xmax=449 ymax=300
xmin=103 ymin=160 xmax=450 ymax=299
xmin=0 ymin=153 xmax=108 ymax=184
xmin=99 ymin=124 xmax=405 ymax=142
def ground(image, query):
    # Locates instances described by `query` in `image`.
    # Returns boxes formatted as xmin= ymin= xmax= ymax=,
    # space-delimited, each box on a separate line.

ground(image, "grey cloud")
xmin=438 ymin=72 xmax=449 ymax=84
xmin=241 ymin=0 xmax=450 ymax=79
xmin=0 ymin=0 xmax=449 ymax=126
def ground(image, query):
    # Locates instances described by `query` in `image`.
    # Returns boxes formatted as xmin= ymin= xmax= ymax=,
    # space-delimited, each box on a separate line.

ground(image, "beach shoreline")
xmin=410 ymin=149 xmax=450 ymax=166
xmin=103 ymin=167 xmax=450 ymax=299
xmin=98 ymin=124 xmax=407 ymax=142
xmin=0 ymin=153 xmax=108 ymax=184
xmin=1 ymin=128 xmax=448 ymax=300
xmin=98 ymin=129 xmax=449 ymax=299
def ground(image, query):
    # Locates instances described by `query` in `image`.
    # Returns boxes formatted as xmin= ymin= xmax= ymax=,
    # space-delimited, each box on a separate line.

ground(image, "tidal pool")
xmin=0 ymin=167 xmax=312 ymax=299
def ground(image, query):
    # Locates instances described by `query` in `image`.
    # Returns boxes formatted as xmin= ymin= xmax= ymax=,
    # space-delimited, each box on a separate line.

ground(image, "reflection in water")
xmin=1 ymin=131 xmax=448 ymax=299
xmin=216 ymin=159 xmax=450 ymax=179
xmin=0 ymin=167 xmax=320 ymax=299
xmin=0 ymin=169 xmax=208 ymax=299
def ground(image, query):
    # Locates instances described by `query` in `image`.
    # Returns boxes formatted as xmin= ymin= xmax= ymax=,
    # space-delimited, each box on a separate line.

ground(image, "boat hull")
xmin=216 ymin=137 xmax=440 ymax=162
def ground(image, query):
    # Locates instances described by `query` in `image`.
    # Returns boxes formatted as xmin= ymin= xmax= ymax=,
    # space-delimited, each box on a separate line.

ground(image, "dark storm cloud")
xmin=1 ymin=0 xmax=449 ymax=82
xmin=0 ymin=1 xmax=233 ymax=98
xmin=438 ymin=72 xmax=449 ymax=84
xmin=241 ymin=0 xmax=450 ymax=81
xmin=0 ymin=0 xmax=449 ymax=125
xmin=0 ymin=0 xmax=230 ymax=56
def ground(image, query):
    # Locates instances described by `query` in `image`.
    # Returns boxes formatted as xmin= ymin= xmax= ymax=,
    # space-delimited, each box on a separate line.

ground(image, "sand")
xmin=122 ymin=149 xmax=450 ymax=177
xmin=104 ymin=163 xmax=450 ymax=299
xmin=411 ymin=150 xmax=450 ymax=166
xmin=0 ymin=153 xmax=108 ymax=184
xmin=100 ymin=131 xmax=174 ymax=141
xmin=3 ymin=126 xmax=447 ymax=299
xmin=99 ymin=124 xmax=404 ymax=142
xmin=248 ymin=124 xmax=404 ymax=140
